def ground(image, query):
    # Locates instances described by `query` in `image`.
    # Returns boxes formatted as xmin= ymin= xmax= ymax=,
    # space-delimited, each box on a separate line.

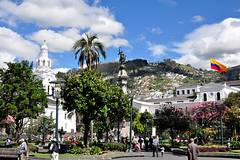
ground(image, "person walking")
xmin=160 ymin=145 xmax=165 ymax=157
xmin=18 ymin=138 xmax=28 ymax=160
xmin=49 ymin=138 xmax=60 ymax=160
xmin=152 ymin=136 xmax=159 ymax=157
xmin=149 ymin=136 xmax=153 ymax=150
xmin=187 ymin=138 xmax=199 ymax=160
xmin=144 ymin=136 xmax=149 ymax=151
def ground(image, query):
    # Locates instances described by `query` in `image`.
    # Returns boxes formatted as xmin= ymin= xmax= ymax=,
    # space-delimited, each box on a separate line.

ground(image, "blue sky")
xmin=0 ymin=0 xmax=240 ymax=71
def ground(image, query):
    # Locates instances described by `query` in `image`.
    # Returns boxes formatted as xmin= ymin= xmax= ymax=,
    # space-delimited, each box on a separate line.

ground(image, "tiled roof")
xmin=143 ymin=95 xmax=194 ymax=103
xmin=199 ymin=83 xmax=225 ymax=92
xmin=223 ymin=80 xmax=240 ymax=88
xmin=176 ymin=84 xmax=199 ymax=89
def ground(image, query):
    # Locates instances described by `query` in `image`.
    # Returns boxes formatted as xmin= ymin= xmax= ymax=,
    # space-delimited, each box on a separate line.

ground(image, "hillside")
xmin=226 ymin=65 xmax=240 ymax=80
xmin=96 ymin=59 xmax=224 ymax=94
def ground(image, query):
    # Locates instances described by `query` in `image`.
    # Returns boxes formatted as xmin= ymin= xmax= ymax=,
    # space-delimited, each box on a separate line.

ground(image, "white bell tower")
xmin=36 ymin=40 xmax=51 ymax=70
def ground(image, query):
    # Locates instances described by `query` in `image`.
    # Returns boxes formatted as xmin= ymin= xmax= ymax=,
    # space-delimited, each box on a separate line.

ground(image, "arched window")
xmin=48 ymin=60 xmax=50 ymax=67
xmin=217 ymin=92 xmax=221 ymax=100
xmin=43 ymin=60 xmax=45 ymax=66
xmin=203 ymin=93 xmax=207 ymax=101
xmin=38 ymin=60 xmax=40 ymax=66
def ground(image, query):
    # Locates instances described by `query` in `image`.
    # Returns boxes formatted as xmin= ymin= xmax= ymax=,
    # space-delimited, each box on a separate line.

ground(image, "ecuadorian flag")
xmin=210 ymin=58 xmax=228 ymax=73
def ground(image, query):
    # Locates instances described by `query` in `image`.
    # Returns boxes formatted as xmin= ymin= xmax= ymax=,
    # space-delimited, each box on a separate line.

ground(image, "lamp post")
xmin=129 ymin=96 xmax=133 ymax=152
xmin=50 ymin=79 xmax=64 ymax=141
xmin=127 ymin=88 xmax=137 ymax=152
xmin=217 ymin=101 xmax=225 ymax=145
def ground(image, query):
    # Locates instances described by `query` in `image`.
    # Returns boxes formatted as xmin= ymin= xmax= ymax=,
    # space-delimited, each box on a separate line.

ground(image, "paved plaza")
xmin=114 ymin=152 xmax=235 ymax=160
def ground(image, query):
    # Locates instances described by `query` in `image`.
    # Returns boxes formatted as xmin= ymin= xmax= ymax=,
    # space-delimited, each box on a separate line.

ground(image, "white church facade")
xmin=133 ymin=82 xmax=240 ymax=115
xmin=34 ymin=41 xmax=76 ymax=133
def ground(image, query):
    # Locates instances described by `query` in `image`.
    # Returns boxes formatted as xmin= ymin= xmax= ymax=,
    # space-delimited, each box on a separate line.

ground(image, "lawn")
xmin=31 ymin=153 xmax=90 ymax=159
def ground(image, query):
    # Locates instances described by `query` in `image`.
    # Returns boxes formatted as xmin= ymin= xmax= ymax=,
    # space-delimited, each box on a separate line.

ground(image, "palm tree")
xmin=73 ymin=33 xmax=106 ymax=70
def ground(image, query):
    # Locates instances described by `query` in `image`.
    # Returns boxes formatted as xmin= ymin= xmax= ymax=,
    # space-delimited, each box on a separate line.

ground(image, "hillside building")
xmin=133 ymin=82 xmax=240 ymax=115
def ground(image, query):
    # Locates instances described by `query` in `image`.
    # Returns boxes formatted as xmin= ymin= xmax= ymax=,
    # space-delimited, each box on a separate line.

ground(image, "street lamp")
xmin=127 ymin=89 xmax=136 ymax=152
xmin=50 ymin=79 xmax=65 ymax=141
xmin=216 ymin=101 xmax=225 ymax=145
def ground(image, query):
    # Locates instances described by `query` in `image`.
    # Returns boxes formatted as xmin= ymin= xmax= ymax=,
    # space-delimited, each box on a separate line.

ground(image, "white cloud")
xmin=53 ymin=68 xmax=70 ymax=74
xmin=0 ymin=52 xmax=16 ymax=68
xmin=150 ymin=27 xmax=162 ymax=35
xmin=0 ymin=0 xmax=129 ymax=58
xmin=0 ymin=0 xmax=124 ymax=35
xmin=192 ymin=15 xmax=205 ymax=23
xmin=147 ymin=42 xmax=166 ymax=56
xmin=0 ymin=27 xmax=39 ymax=68
xmin=99 ymin=34 xmax=129 ymax=48
xmin=29 ymin=28 xmax=129 ymax=53
xmin=174 ymin=18 xmax=240 ymax=69
xmin=29 ymin=29 xmax=80 ymax=53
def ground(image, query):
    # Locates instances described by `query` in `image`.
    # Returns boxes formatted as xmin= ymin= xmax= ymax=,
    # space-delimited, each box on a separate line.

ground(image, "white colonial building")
xmin=34 ymin=41 xmax=76 ymax=133
xmin=133 ymin=82 xmax=240 ymax=115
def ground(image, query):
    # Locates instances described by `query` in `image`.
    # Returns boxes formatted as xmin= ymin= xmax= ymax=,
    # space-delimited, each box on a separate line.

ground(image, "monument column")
xmin=118 ymin=50 xmax=128 ymax=94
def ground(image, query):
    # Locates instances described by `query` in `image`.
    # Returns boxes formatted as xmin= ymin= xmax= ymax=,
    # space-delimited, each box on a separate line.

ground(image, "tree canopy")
xmin=154 ymin=106 xmax=190 ymax=143
xmin=0 ymin=61 xmax=48 ymax=139
xmin=63 ymin=70 xmax=130 ymax=146
xmin=73 ymin=33 xmax=106 ymax=70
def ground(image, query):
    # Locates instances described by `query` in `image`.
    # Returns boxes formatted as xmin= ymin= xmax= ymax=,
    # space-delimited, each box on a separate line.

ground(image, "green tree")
xmin=0 ymin=61 xmax=48 ymax=139
xmin=155 ymin=106 xmax=190 ymax=145
xmin=140 ymin=111 xmax=153 ymax=135
xmin=225 ymin=107 xmax=240 ymax=138
xmin=25 ymin=116 xmax=54 ymax=144
xmin=132 ymin=112 xmax=145 ymax=134
xmin=73 ymin=33 xmax=106 ymax=70
xmin=224 ymin=92 xmax=240 ymax=139
xmin=105 ymin=85 xmax=130 ymax=142
xmin=63 ymin=70 xmax=108 ymax=147
xmin=224 ymin=92 xmax=240 ymax=107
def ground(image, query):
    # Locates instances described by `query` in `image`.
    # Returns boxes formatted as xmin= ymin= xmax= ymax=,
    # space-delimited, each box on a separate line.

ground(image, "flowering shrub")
xmin=199 ymin=145 xmax=229 ymax=152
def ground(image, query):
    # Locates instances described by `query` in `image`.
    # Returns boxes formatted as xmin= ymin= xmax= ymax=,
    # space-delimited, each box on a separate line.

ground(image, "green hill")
xmin=96 ymin=59 xmax=224 ymax=92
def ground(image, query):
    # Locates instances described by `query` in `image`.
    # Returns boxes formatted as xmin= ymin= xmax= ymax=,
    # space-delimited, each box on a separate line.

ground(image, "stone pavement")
xmin=30 ymin=152 xmax=237 ymax=160
xmin=115 ymin=152 xmax=235 ymax=160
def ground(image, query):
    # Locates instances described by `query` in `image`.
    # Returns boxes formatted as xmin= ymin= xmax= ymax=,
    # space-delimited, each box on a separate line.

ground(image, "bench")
xmin=0 ymin=148 xmax=18 ymax=160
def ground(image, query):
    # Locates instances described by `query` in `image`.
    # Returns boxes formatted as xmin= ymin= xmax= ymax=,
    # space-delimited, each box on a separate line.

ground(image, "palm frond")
xmin=72 ymin=33 xmax=106 ymax=69
xmin=72 ymin=38 xmax=87 ymax=50
xmin=93 ymin=42 xmax=106 ymax=58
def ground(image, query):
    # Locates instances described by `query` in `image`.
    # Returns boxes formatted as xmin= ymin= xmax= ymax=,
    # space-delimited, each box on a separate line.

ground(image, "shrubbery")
xmin=231 ymin=141 xmax=240 ymax=149
xmin=199 ymin=145 xmax=229 ymax=152
xmin=68 ymin=146 xmax=102 ymax=155
xmin=69 ymin=146 xmax=84 ymax=154
xmin=67 ymin=142 xmax=126 ymax=155
xmin=90 ymin=146 xmax=102 ymax=155
xmin=28 ymin=143 xmax=38 ymax=153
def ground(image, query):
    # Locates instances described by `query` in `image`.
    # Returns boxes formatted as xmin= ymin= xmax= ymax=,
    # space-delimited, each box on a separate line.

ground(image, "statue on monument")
xmin=118 ymin=49 xmax=126 ymax=69
xmin=118 ymin=49 xmax=126 ymax=76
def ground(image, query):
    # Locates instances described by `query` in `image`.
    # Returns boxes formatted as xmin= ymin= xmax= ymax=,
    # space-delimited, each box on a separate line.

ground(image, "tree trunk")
xmin=106 ymin=130 xmax=109 ymax=142
xmin=170 ymin=128 xmax=174 ymax=146
xmin=83 ymin=121 xmax=91 ymax=147
xmin=233 ymin=126 xmax=237 ymax=140
xmin=117 ymin=120 xmax=120 ymax=143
